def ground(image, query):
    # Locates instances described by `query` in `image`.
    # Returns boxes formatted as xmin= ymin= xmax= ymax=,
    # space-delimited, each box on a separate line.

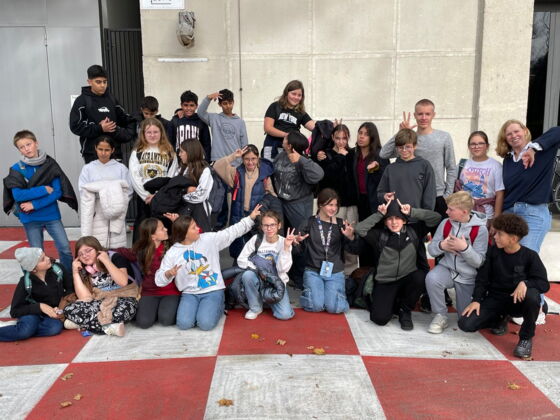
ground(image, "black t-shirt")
xmin=265 ymin=101 xmax=312 ymax=138
xmin=90 ymin=253 xmax=133 ymax=289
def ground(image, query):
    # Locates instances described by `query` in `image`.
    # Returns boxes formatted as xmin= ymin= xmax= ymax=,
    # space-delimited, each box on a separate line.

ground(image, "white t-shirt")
xmin=459 ymin=157 xmax=504 ymax=219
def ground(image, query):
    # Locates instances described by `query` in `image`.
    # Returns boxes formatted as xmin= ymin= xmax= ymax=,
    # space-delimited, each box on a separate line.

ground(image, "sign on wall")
xmin=141 ymin=0 xmax=184 ymax=9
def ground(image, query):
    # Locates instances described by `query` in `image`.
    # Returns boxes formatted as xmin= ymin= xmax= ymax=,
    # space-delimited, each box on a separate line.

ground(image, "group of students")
xmin=1 ymin=65 xmax=559 ymax=361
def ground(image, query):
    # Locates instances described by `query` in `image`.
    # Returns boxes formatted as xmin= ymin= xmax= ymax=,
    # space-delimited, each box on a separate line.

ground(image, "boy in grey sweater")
xmin=198 ymin=89 xmax=248 ymax=162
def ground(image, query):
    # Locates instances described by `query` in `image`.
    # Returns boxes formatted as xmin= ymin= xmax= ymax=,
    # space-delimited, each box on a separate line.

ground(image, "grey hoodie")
xmin=428 ymin=212 xmax=489 ymax=284
xmin=198 ymin=96 xmax=248 ymax=161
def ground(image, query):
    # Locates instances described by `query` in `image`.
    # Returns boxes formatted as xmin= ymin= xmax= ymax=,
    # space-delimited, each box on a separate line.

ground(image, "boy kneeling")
xmin=459 ymin=213 xmax=549 ymax=359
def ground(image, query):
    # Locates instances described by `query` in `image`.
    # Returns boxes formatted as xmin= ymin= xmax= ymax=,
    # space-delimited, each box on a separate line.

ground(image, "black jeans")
xmin=369 ymin=270 xmax=426 ymax=325
xmin=135 ymin=295 xmax=181 ymax=329
xmin=458 ymin=287 xmax=540 ymax=339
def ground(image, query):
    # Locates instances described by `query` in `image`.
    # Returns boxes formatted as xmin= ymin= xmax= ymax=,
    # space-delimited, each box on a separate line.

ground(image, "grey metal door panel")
xmin=0 ymin=0 xmax=46 ymax=26
xmin=0 ymin=26 xmax=53 ymax=227
xmin=47 ymin=27 xmax=103 ymax=227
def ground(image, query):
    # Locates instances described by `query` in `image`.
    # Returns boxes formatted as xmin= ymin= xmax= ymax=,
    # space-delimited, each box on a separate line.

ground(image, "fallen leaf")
xmin=315 ymin=383 xmax=319 ymax=388
xmin=217 ymin=398 xmax=234 ymax=407
xmin=60 ymin=373 xmax=74 ymax=381
xmin=507 ymin=382 xmax=521 ymax=390
xmin=276 ymin=339 xmax=287 ymax=346
xmin=306 ymin=346 xmax=315 ymax=350
xmin=441 ymin=351 xmax=452 ymax=357
xmin=312 ymin=348 xmax=326 ymax=355
xmin=250 ymin=333 xmax=260 ymax=340
xmin=287 ymin=353 xmax=293 ymax=357
xmin=60 ymin=401 xmax=73 ymax=408
xmin=73 ymin=394 xmax=83 ymax=401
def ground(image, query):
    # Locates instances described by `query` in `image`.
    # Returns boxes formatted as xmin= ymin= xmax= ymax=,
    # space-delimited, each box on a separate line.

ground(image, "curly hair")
xmin=491 ymin=213 xmax=528 ymax=239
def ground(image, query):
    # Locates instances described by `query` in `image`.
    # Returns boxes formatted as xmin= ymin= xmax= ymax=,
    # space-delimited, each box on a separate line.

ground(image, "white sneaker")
xmin=103 ymin=322 xmax=125 ymax=337
xmin=428 ymin=314 xmax=449 ymax=334
xmin=244 ymin=309 xmax=262 ymax=320
xmin=512 ymin=311 xmax=546 ymax=326
xmin=0 ymin=320 xmax=17 ymax=327
xmin=64 ymin=319 xmax=80 ymax=330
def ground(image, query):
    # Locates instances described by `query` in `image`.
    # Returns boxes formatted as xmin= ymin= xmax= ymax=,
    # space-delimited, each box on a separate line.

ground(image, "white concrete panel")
xmin=395 ymin=55 xmax=477 ymax=118
xmin=399 ymin=0 xmax=479 ymax=51
xmin=513 ymin=361 xmax=560 ymax=407
xmin=313 ymin=0 xmax=396 ymax=53
xmin=0 ymin=363 xmax=67 ymax=419
xmin=0 ymin=307 xmax=11 ymax=317
xmin=545 ymin=296 xmax=560 ymax=314
xmin=540 ymin=232 xmax=560 ymax=283
xmin=73 ymin=319 xmax=224 ymax=362
xmin=204 ymin=354 xmax=385 ymax=419
xmin=314 ymin=57 xmax=394 ymax=118
xmin=346 ymin=309 xmax=506 ymax=360
xmin=239 ymin=0 xmax=311 ymax=54
xmin=0 ymin=260 xmax=23 ymax=285
xmin=0 ymin=242 xmax=20 ymax=254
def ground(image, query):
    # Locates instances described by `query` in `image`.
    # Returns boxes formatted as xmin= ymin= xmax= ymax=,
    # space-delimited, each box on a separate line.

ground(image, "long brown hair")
xmin=74 ymin=236 xmax=107 ymax=289
xmin=278 ymin=80 xmax=306 ymax=114
xmin=132 ymin=218 xmax=168 ymax=274
xmin=356 ymin=122 xmax=382 ymax=161
xmin=178 ymin=140 xmax=208 ymax=183
xmin=171 ymin=215 xmax=195 ymax=244
xmin=495 ymin=119 xmax=532 ymax=158
xmin=136 ymin=118 xmax=174 ymax=159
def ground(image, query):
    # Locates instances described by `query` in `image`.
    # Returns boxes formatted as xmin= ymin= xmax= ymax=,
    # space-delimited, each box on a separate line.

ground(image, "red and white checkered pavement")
xmin=1 ymin=229 xmax=560 ymax=419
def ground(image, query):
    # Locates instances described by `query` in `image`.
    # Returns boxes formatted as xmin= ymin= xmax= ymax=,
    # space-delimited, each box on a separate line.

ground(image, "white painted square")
xmin=73 ymin=318 xmax=225 ymax=362
xmin=513 ymin=361 xmax=560 ymax=408
xmin=0 ymin=260 xmax=23 ymax=284
xmin=0 ymin=307 xmax=11 ymax=317
xmin=0 ymin=241 xmax=20 ymax=253
xmin=204 ymin=354 xmax=385 ymax=419
xmin=545 ymin=296 xmax=560 ymax=314
xmin=0 ymin=363 xmax=67 ymax=419
xmin=346 ymin=309 xmax=506 ymax=360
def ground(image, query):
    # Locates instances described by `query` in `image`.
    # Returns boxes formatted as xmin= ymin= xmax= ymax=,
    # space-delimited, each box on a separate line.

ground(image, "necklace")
xmin=246 ymin=169 xmax=258 ymax=180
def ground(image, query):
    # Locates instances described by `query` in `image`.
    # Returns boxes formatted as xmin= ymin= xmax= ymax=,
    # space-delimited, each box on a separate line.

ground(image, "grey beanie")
xmin=15 ymin=247 xmax=43 ymax=271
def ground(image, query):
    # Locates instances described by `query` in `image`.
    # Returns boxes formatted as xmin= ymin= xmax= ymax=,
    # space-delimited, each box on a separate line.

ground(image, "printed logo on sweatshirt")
xmin=182 ymin=249 xmax=218 ymax=289
xmin=278 ymin=112 xmax=297 ymax=125
xmin=98 ymin=106 xmax=110 ymax=113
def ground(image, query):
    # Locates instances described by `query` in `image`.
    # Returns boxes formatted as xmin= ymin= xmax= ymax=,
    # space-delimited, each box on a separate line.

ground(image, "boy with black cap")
xmin=355 ymin=197 xmax=441 ymax=330
xmin=69 ymin=64 xmax=136 ymax=163
xmin=0 ymin=247 xmax=73 ymax=341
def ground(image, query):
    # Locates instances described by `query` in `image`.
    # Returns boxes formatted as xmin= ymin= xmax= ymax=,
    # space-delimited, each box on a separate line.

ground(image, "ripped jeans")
xmin=300 ymin=269 xmax=349 ymax=314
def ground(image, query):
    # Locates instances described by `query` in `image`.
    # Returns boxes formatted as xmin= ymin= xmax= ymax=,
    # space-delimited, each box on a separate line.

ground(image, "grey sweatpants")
xmin=425 ymin=265 xmax=474 ymax=317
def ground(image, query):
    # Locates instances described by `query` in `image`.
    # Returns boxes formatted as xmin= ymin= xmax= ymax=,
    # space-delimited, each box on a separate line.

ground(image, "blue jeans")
xmin=241 ymin=270 xmax=294 ymax=320
xmin=505 ymin=203 xmax=551 ymax=253
xmin=300 ymin=269 xmax=349 ymax=313
xmin=0 ymin=314 xmax=62 ymax=342
xmin=176 ymin=289 xmax=225 ymax=331
xmin=23 ymin=219 xmax=73 ymax=272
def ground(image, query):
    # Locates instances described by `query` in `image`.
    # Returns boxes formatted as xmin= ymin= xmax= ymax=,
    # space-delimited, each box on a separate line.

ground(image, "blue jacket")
xmin=230 ymin=159 xmax=274 ymax=224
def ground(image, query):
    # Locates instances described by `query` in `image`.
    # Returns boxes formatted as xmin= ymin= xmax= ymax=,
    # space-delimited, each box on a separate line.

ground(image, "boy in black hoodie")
xmin=459 ymin=213 xmax=549 ymax=359
xmin=69 ymin=65 xmax=136 ymax=163
xmin=167 ymin=90 xmax=211 ymax=163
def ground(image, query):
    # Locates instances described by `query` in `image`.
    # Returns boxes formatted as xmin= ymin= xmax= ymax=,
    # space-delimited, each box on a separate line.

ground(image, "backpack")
xmin=442 ymin=220 xmax=480 ymax=244
xmin=108 ymin=249 xmax=144 ymax=285
xmin=453 ymin=158 xmax=468 ymax=192
xmin=24 ymin=263 xmax=64 ymax=304
xmin=207 ymin=165 xmax=227 ymax=216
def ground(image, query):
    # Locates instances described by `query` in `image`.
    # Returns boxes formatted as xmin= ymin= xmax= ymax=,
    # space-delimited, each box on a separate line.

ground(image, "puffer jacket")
xmin=273 ymin=151 xmax=324 ymax=202
xmin=80 ymin=179 xmax=131 ymax=248
xmin=428 ymin=212 xmax=489 ymax=284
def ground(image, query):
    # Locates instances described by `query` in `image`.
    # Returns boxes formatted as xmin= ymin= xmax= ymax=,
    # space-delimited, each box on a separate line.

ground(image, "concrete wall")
xmin=141 ymin=0 xmax=534 ymax=161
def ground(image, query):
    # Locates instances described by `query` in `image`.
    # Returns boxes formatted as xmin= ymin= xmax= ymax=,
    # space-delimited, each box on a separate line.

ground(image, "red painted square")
xmin=0 ymin=240 xmax=76 ymax=259
xmin=0 ymin=284 xmax=16 ymax=311
xmin=218 ymin=308 xmax=359 ymax=355
xmin=28 ymin=357 xmax=217 ymax=420
xmin=0 ymin=227 xmax=27 ymax=241
xmin=546 ymin=283 xmax=560 ymax=305
xmin=363 ymin=356 xmax=560 ymax=419
xmin=481 ymin=315 xmax=560 ymax=361
xmin=0 ymin=329 xmax=88 ymax=367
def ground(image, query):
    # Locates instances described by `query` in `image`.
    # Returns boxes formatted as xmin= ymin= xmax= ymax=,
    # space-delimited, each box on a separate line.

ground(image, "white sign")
xmin=141 ymin=0 xmax=184 ymax=10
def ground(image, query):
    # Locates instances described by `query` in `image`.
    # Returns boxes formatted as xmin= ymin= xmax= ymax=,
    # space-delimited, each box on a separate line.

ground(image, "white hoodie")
xmin=155 ymin=216 xmax=254 ymax=294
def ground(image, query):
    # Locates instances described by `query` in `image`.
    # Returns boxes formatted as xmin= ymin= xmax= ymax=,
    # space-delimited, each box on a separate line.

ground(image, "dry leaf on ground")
xmin=60 ymin=401 xmax=72 ymax=408
xmin=312 ymin=348 xmax=326 ymax=355
xmin=441 ymin=351 xmax=453 ymax=357
xmin=217 ymin=398 xmax=234 ymax=406
xmin=507 ymin=382 xmax=521 ymax=390
xmin=250 ymin=333 xmax=260 ymax=339
xmin=276 ymin=339 xmax=287 ymax=346
xmin=60 ymin=373 xmax=74 ymax=381
xmin=73 ymin=394 xmax=83 ymax=401
xmin=306 ymin=346 xmax=315 ymax=350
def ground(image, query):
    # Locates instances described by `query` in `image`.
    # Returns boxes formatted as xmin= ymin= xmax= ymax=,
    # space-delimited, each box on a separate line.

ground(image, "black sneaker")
xmin=513 ymin=338 xmax=533 ymax=359
xmin=419 ymin=294 xmax=431 ymax=313
xmin=491 ymin=316 xmax=509 ymax=336
xmin=398 ymin=309 xmax=414 ymax=331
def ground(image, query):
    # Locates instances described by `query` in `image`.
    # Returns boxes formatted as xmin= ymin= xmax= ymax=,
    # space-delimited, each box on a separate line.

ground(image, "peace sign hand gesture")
xmin=284 ymin=227 xmax=297 ymax=250
xmin=399 ymin=111 xmax=417 ymax=130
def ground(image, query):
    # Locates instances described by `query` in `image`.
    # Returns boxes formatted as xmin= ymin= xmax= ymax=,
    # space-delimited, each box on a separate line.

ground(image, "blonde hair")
xmin=445 ymin=191 xmax=474 ymax=212
xmin=495 ymin=119 xmax=531 ymax=158
xmin=135 ymin=118 xmax=174 ymax=158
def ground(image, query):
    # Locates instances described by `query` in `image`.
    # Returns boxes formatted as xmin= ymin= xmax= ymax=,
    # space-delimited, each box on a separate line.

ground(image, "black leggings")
xmin=135 ymin=295 xmax=180 ymax=329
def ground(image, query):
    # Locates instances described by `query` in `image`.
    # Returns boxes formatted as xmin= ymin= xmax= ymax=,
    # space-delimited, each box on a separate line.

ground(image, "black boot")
xmin=398 ymin=308 xmax=413 ymax=331
xmin=419 ymin=294 xmax=431 ymax=313
xmin=513 ymin=338 xmax=533 ymax=359
xmin=491 ymin=315 xmax=509 ymax=336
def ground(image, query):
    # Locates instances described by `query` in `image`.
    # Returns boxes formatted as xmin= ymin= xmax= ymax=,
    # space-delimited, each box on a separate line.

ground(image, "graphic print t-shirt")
xmin=460 ymin=158 xmax=504 ymax=219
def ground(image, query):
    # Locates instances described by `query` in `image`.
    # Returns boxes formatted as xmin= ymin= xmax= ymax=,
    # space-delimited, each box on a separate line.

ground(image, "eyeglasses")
xmin=78 ymin=248 xmax=96 ymax=258
xmin=396 ymin=145 xmax=414 ymax=151
xmin=262 ymin=223 xmax=278 ymax=230
xmin=469 ymin=142 xmax=487 ymax=148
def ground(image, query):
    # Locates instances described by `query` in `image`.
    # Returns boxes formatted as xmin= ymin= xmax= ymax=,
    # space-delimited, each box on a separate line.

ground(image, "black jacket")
xmin=148 ymin=175 xmax=195 ymax=215
xmin=133 ymin=111 xmax=170 ymax=133
xmin=11 ymin=264 xmax=74 ymax=318
xmin=348 ymin=148 xmax=389 ymax=213
xmin=3 ymin=156 xmax=78 ymax=215
xmin=69 ymin=86 xmax=136 ymax=159
xmin=318 ymin=149 xmax=357 ymax=207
